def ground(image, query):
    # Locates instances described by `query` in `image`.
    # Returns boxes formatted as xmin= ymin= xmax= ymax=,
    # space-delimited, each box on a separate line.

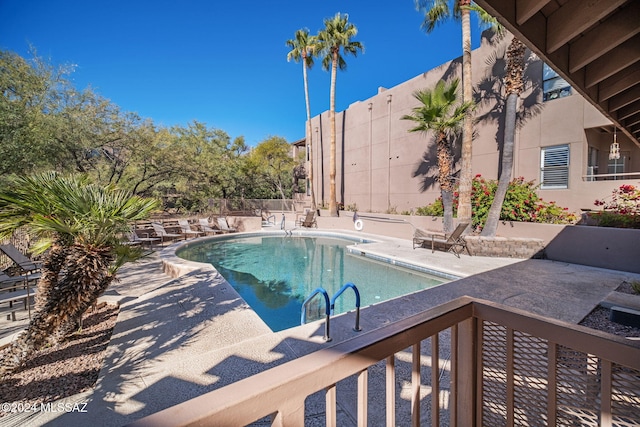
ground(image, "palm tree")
xmin=0 ymin=172 xmax=159 ymax=374
xmin=415 ymin=1 xmax=499 ymax=226
xmin=481 ymin=38 xmax=527 ymax=236
xmin=317 ymin=13 xmax=363 ymax=217
xmin=287 ymin=28 xmax=318 ymax=210
xmin=401 ymin=79 xmax=472 ymax=233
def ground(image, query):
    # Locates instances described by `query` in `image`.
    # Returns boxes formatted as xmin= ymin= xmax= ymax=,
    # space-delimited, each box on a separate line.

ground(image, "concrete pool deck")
xmin=3 ymin=230 xmax=640 ymax=426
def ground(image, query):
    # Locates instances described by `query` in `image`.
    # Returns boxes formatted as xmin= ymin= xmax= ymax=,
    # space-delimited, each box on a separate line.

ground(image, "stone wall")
xmin=465 ymin=236 xmax=545 ymax=259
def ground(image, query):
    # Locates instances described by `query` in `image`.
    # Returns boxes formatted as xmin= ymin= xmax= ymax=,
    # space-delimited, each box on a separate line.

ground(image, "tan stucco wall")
xmin=306 ymin=34 xmax=640 ymax=216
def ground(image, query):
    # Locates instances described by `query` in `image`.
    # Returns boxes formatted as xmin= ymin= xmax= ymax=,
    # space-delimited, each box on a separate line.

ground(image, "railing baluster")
xmin=450 ymin=324 xmax=458 ymax=427
xmin=270 ymin=401 xmax=304 ymax=427
xmin=546 ymin=341 xmax=557 ymax=426
xmin=506 ymin=327 xmax=514 ymax=427
xmin=432 ymin=333 xmax=440 ymax=427
xmin=412 ymin=342 xmax=421 ymax=427
xmin=601 ymin=359 xmax=613 ymax=427
xmin=386 ymin=355 xmax=396 ymax=426
xmin=358 ymin=369 xmax=368 ymax=426
xmin=326 ymin=384 xmax=337 ymax=427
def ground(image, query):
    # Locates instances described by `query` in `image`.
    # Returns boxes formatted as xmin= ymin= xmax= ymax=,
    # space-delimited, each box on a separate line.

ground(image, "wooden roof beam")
xmin=568 ymin=1 xmax=640 ymax=73
xmin=617 ymin=100 xmax=640 ymax=121
xmin=599 ymin=62 xmax=640 ymax=102
xmin=547 ymin=0 xmax=627 ymax=53
xmin=585 ymin=35 xmax=640 ymax=88
xmin=609 ymin=85 xmax=640 ymax=112
xmin=516 ymin=0 xmax=549 ymax=25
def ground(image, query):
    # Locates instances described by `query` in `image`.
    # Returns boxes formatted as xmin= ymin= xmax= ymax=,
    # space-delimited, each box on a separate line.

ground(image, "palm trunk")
xmin=437 ymin=132 xmax=455 ymax=233
xmin=481 ymin=38 xmax=526 ymax=236
xmin=328 ymin=51 xmax=338 ymax=217
xmin=457 ymin=2 xmax=474 ymax=224
xmin=0 ymin=245 xmax=114 ymax=375
xmin=303 ymin=59 xmax=317 ymax=211
xmin=35 ymin=239 xmax=68 ymax=311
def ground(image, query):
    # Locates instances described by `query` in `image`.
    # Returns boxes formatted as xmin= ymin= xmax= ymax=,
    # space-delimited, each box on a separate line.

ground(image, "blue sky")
xmin=1 ymin=0 xmax=484 ymax=146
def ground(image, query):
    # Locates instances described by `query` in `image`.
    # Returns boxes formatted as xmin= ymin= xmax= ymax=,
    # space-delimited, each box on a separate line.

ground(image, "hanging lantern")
xmin=609 ymin=127 xmax=620 ymax=160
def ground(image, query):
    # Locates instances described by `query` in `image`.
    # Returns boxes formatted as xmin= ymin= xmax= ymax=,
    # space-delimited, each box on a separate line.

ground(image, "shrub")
xmin=593 ymin=184 xmax=640 ymax=229
xmin=416 ymin=175 xmax=577 ymax=230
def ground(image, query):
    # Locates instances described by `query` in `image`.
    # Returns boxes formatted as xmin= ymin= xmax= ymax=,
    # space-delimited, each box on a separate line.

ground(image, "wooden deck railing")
xmin=129 ymin=297 xmax=640 ymax=427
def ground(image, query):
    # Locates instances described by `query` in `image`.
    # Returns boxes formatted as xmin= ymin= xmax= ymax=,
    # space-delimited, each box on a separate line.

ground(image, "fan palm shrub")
xmin=0 ymin=172 xmax=159 ymax=375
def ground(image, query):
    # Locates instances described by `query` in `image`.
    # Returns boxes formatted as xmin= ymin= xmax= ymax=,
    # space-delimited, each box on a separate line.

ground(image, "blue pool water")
xmin=176 ymin=235 xmax=448 ymax=331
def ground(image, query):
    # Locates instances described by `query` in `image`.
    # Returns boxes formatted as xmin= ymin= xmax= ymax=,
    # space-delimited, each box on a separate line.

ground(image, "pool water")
xmin=177 ymin=235 xmax=448 ymax=331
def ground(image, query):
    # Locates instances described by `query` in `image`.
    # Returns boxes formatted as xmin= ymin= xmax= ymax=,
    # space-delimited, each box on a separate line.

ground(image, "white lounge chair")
xmin=198 ymin=218 xmax=223 ymax=235
xmin=216 ymin=217 xmax=237 ymax=233
xmin=151 ymin=222 xmax=182 ymax=245
xmin=178 ymin=219 xmax=203 ymax=238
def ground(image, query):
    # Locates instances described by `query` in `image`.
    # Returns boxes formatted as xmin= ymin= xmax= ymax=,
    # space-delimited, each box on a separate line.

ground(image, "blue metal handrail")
xmin=330 ymin=282 xmax=362 ymax=332
xmin=301 ymin=288 xmax=331 ymax=341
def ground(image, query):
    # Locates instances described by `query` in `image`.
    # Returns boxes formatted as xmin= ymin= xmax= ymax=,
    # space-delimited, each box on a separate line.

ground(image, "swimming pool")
xmin=176 ymin=234 xmax=450 ymax=331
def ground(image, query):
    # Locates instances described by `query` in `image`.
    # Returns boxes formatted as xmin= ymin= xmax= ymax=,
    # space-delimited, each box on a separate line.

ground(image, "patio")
xmin=2 ymin=229 xmax=638 ymax=426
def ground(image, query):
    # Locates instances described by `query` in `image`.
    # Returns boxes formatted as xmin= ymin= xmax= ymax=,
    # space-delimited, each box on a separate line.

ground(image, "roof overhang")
xmin=474 ymin=0 xmax=640 ymax=147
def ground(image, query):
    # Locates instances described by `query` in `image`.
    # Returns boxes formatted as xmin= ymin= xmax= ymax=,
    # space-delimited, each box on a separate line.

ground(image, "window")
xmin=541 ymin=145 xmax=569 ymax=189
xmin=608 ymin=152 xmax=629 ymax=180
xmin=543 ymin=63 xmax=571 ymax=101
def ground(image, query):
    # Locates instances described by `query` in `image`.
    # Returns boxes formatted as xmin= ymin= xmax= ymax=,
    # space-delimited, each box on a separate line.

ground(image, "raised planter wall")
xmin=465 ymin=236 xmax=545 ymax=259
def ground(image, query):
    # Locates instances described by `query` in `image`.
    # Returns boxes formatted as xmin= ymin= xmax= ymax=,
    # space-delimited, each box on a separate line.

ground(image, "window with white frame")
xmin=541 ymin=145 xmax=570 ymax=189
xmin=543 ymin=63 xmax=572 ymax=101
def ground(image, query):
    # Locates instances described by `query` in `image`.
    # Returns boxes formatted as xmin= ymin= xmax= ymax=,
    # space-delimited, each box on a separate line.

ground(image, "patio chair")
xmin=295 ymin=211 xmax=317 ymax=228
xmin=198 ymin=218 xmax=223 ymax=235
xmin=0 ymin=243 xmax=42 ymax=273
xmin=261 ymin=212 xmax=276 ymax=227
xmin=412 ymin=222 xmax=471 ymax=258
xmin=178 ymin=219 xmax=203 ymax=239
xmin=125 ymin=228 xmax=160 ymax=248
xmin=151 ymin=222 xmax=183 ymax=245
xmin=216 ymin=217 xmax=237 ymax=233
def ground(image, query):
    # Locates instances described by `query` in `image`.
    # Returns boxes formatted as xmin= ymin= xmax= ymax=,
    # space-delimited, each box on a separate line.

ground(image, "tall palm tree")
xmin=317 ymin=13 xmax=363 ymax=217
xmin=287 ymin=28 xmax=318 ymax=210
xmin=0 ymin=172 xmax=159 ymax=374
xmin=402 ymin=79 xmax=472 ymax=233
xmin=481 ymin=38 xmax=527 ymax=236
xmin=415 ymin=1 xmax=498 ymax=226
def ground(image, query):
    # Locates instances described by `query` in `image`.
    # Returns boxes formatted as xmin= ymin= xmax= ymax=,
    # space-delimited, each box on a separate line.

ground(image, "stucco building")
xmin=297 ymin=33 xmax=640 ymax=215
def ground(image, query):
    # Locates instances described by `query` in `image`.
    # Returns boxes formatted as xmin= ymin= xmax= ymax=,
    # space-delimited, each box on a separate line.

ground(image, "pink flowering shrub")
xmin=592 ymin=184 xmax=640 ymax=228
xmin=416 ymin=175 xmax=577 ymax=231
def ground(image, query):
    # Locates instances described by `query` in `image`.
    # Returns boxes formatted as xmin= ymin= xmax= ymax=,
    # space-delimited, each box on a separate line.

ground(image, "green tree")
xmin=317 ymin=13 xmax=363 ymax=216
xmin=287 ymin=28 xmax=318 ymax=210
xmin=402 ymin=79 xmax=472 ymax=233
xmin=0 ymin=49 xmax=71 ymax=176
xmin=0 ymin=172 xmax=159 ymax=374
xmin=248 ymin=136 xmax=296 ymax=201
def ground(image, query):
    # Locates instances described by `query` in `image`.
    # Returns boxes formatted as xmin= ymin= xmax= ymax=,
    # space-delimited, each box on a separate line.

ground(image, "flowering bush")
xmin=592 ymin=184 xmax=640 ymax=228
xmin=416 ymin=175 xmax=578 ymax=230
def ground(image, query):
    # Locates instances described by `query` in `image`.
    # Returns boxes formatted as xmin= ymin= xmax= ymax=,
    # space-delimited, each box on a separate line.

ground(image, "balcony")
xmin=130 ymin=297 xmax=640 ymax=426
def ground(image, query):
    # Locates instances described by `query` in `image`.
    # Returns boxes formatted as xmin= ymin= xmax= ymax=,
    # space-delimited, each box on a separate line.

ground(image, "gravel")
xmin=0 ymin=303 xmax=118 ymax=417
xmin=0 ymin=283 xmax=638 ymax=415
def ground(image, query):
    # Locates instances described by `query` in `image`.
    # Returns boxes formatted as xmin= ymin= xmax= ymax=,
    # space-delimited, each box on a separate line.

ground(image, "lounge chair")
xmin=216 ymin=217 xmax=237 ymax=233
xmin=0 ymin=243 xmax=42 ymax=273
xmin=261 ymin=212 xmax=276 ymax=227
xmin=0 ymin=271 xmax=35 ymax=320
xmin=151 ymin=222 xmax=182 ymax=245
xmin=412 ymin=222 xmax=471 ymax=257
xmin=125 ymin=228 xmax=160 ymax=247
xmin=295 ymin=211 xmax=317 ymax=228
xmin=198 ymin=218 xmax=223 ymax=235
xmin=178 ymin=219 xmax=203 ymax=239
